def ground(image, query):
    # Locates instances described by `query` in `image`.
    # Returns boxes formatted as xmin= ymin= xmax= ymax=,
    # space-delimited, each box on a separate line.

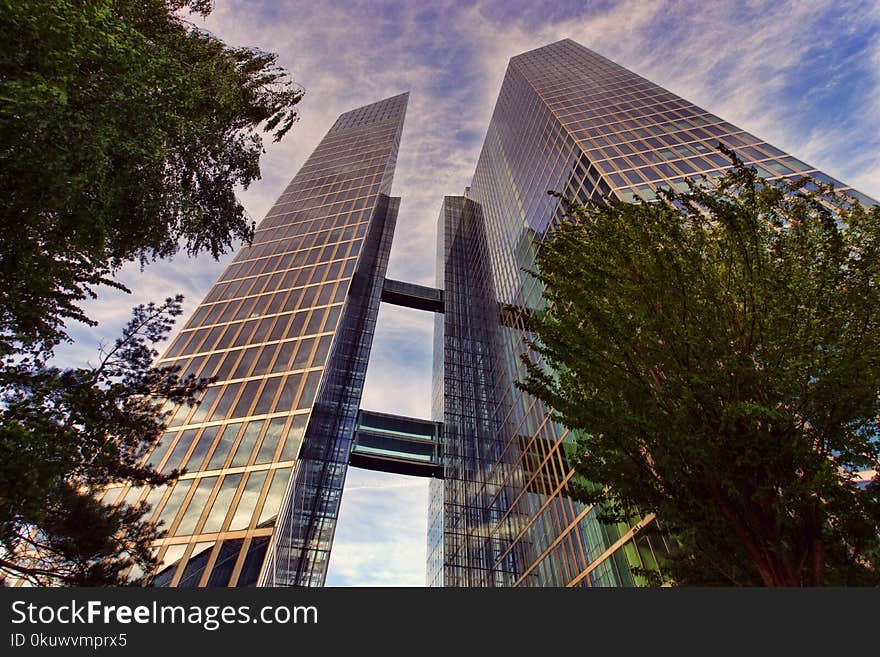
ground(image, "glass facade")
xmin=428 ymin=195 xmax=519 ymax=587
xmin=127 ymin=93 xmax=408 ymax=587
xmin=430 ymin=39 xmax=877 ymax=587
xmin=103 ymin=38 xmax=876 ymax=589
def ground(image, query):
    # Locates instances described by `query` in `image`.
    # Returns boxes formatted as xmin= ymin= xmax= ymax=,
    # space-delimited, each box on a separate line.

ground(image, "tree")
xmin=0 ymin=0 xmax=303 ymax=354
xmin=0 ymin=296 xmax=205 ymax=585
xmin=0 ymin=1 xmax=303 ymax=584
xmin=518 ymin=155 xmax=880 ymax=586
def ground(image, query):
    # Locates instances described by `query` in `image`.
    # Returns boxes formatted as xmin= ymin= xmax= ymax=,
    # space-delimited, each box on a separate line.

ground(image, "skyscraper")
xmin=429 ymin=38 xmax=876 ymax=587
xmin=115 ymin=38 xmax=875 ymax=589
xmin=119 ymin=93 xmax=409 ymax=587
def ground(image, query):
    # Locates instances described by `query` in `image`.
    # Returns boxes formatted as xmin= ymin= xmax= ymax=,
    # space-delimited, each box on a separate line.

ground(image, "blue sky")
xmin=56 ymin=0 xmax=880 ymax=586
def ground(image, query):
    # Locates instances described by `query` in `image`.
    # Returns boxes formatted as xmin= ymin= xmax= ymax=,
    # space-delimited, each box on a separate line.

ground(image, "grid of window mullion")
xmin=163 ymin=280 xmax=348 ymax=361
xmin=168 ymin=296 xmax=341 ymax=363
xmin=144 ymin=94 xmax=407 ymax=588
xmin=452 ymin=40 xmax=809 ymax=588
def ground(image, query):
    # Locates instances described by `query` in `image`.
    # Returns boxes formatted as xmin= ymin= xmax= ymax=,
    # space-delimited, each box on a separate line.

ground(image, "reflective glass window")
xmin=206 ymin=422 xmax=242 ymax=470
xmin=174 ymin=476 xmax=217 ymax=535
xmin=231 ymin=421 xmax=262 ymax=468
xmin=202 ymin=474 xmax=242 ymax=533
xmin=256 ymin=418 xmax=286 ymax=464
xmin=228 ymin=471 xmax=268 ymax=531
xmin=258 ymin=468 xmax=292 ymax=525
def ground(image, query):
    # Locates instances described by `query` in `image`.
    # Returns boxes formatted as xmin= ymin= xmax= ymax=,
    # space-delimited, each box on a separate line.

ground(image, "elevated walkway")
xmin=350 ymin=409 xmax=443 ymax=478
xmin=380 ymin=278 xmax=444 ymax=313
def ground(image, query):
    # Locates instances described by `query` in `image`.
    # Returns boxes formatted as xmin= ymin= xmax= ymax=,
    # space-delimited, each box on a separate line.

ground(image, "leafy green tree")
xmin=0 ymin=296 xmax=205 ymax=585
xmin=519 ymin=156 xmax=880 ymax=586
xmin=0 ymin=0 xmax=303 ymax=354
xmin=0 ymin=0 xmax=302 ymax=584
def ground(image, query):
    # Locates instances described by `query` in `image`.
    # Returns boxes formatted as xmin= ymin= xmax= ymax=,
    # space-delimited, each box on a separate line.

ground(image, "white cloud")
xmin=325 ymin=468 xmax=429 ymax=587
xmin=361 ymin=305 xmax=435 ymax=419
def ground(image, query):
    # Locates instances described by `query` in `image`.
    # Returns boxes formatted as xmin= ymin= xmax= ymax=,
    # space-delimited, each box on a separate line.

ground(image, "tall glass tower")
xmin=429 ymin=39 xmax=876 ymax=587
xmin=120 ymin=93 xmax=408 ymax=587
xmin=106 ymin=38 xmax=875 ymax=589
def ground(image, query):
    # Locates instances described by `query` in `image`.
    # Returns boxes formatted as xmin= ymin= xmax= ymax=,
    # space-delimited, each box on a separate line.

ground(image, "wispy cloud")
xmin=362 ymin=305 xmax=434 ymax=419
xmin=53 ymin=253 xmax=231 ymax=368
xmin=325 ymin=468 xmax=429 ymax=587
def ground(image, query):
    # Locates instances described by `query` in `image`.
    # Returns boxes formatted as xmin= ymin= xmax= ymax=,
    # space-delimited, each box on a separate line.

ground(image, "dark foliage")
xmin=0 ymin=1 xmax=302 ymax=585
xmin=519 ymin=157 xmax=880 ymax=585
xmin=0 ymin=0 xmax=303 ymax=354
xmin=0 ymin=297 xmax=207 ymax=585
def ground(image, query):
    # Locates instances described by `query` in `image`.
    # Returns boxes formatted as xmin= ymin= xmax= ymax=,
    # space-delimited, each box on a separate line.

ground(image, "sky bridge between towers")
xmin=347 ymin=277 xmax=446 ymax=478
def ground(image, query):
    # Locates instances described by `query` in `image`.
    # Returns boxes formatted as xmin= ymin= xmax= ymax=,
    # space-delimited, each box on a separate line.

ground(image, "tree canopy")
xmin=0 ymin=0 xmax=303 ymax=354
xmin=519 ymin=156 xmax=880 ymax=586
xmin=0 ymin=297 xmax=206 ymax=585
xmin=0 ymin=0 xmax=302 ymax=585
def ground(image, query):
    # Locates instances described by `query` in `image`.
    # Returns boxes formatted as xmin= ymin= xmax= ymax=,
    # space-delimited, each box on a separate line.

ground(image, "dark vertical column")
xmin=262 ymin=196 xmax=399 ymax=586
xmin=428 ymin=196 xmax=519 ymax=587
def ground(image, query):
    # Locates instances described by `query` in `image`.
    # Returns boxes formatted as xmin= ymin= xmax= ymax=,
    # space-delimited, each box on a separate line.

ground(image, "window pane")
xmin=236 ymin=537 xmax=270 ymax=587
xmin=252 ymin=377 xmax=281 ymax=416
xmin=151 ymin=544 xmax=187 ymax=587
xmin=184 ymin=425 xmax=220 ymax=470
xmin=258 ymin=468 xmax=292 ymax=526
xmin=207 ymin=422 xmax=242 ymax=470
xmin=189 ymin=387 xmax=220 ymax=424
xmin=256 ymin=418 xmax=286 ymax=463
xmin=280 ymin=415 xmax=308 ymax=461
xmin=271 ymin=341 xmax=296 ymax=373
xmin=274 ymin=374 xmax=302 ymax=413
xmin=231 ymin=380 xmax=261 ymax=417
xmin=202 ymin=473 xmax=243 ymax=533
xmin=305 ymin=309 xmax=325 ymax=334
xmin=101 ymin=487 xmax=125 ymax=506
xmin=199 ymin=352 xmax=224 ymax=380
xmin=312 ymin=335 xmax=332 ymax=366
xmin=174 ymin=476 xmax=217 ymax=535
xmin=122 ymin=485 xmax=144 ymax=506
xmin=231 ymin=421 xmax=263 ymax=467
xmin=297 ymin=370 xmax=323 ymax=409
xmin=232 ymin=347 xmax=259 ymax=379
xmin=142 ymin=484 xmax=168 ymax=521
xmin=156 ymin=480 xmax=194 ymax=530
xmin=161 ymin=429 xmax=198 ymax=473
xmin=147 ymin=431 xmax=177 ymax=469
xmin=177 ymin=541 xmax=215 ymax=588
xmin=228 ymin=471 xmax=268 ymax=531
xmin=251 ymin=344 xmax=277 ymax=376
xmin=206 ymin=539 xmax=244 ymax=587
xmin=215 ymin=350 xmax=241 ymax=380
xmin=210 ymin=383 xmax=241 ymax=421
xmin=291 ymin=338 xmax=315 ymax=369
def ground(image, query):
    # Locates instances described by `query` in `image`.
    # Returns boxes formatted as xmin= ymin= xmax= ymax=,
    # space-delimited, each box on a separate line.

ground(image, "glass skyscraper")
xmin=429 ymin=38 xmax=876 ymax=587
xmin=105 ymin=38 xmax=874 ymax=589
xmin=105 ymin=93 xmax=408 ymax=587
